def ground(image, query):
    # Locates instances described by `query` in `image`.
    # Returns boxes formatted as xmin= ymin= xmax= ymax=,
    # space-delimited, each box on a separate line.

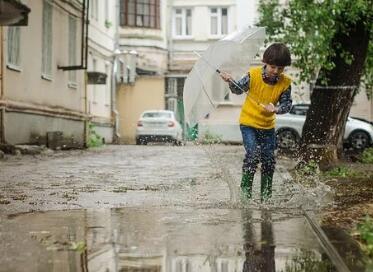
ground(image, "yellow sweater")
xmin=239 ymin=66 xmax=291 ymax=129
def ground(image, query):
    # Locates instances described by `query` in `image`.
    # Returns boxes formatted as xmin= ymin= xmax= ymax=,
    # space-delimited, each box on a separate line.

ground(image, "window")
xmin=167 ymin=98 xmax=177 ymax=113
xmin=104 ymin=0 xmax=109 ymax=25
xmin=120 ymin=0 xmax=160 ymax=28
xmin=7 ymin=27 xmax=21 ymax=68
xmin=143 ymin=112 xmax=172 ymax=118
xmin=68 ymin=16 xmax=77 ymax=85
xmin=90 ymin=0 xmax=98 ymax=20
xmin=167 ymin=78 xmax=177 ymax=96
xmin=173 ymin=8 xmax=192 ymax=37
xmin=42 ymin=0 xmax=53 ymax=78
xmin=210 ymin=7 xmax=228 ymax=36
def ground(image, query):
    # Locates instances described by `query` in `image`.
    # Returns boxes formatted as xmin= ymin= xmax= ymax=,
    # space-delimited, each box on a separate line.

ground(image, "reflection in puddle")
xmin=0 ymin=208 xmax=337 ymax=271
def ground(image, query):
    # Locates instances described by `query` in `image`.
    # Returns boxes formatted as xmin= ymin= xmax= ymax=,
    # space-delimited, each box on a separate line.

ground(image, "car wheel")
xmin=348 ymin=130 xmax=370 ymax=150
xmin=174 ymin=139 xmax=182 ymax=146
xmin=136 ymin=138 xmax=147 ymax=145
xmin=276 ymin=129 xmax=299 ymax=150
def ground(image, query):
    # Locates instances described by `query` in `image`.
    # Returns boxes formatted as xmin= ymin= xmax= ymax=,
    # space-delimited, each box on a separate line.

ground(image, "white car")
xmin=135 ymin=110 xmax=183 ymax=145
xmin=276 ymin=103 xmax=373 ymax=150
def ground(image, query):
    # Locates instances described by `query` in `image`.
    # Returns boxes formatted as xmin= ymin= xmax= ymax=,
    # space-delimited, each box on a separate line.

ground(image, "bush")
xmin=87 ymin=123 xmax=103 ymax=148
xmin=360 ymin=148 xmax=373 ymax=164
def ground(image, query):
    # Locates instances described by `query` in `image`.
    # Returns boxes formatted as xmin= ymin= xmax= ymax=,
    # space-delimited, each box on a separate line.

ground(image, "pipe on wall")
xmin=0 ymin=26 xmax=4 ymax=143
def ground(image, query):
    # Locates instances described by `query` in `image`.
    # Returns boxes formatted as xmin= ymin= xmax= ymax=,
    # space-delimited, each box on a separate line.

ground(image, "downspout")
xmin=0 ymin=26 xmax=4 ymax=143
xmin=111 ymin=0 xmax=121 ymax=144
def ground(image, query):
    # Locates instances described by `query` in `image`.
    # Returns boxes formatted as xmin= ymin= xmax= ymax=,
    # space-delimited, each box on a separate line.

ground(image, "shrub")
xmin=360 ymin=148 xmax=373 ymax=164
xmin=87 ymin=123 xmax=103 ymax=148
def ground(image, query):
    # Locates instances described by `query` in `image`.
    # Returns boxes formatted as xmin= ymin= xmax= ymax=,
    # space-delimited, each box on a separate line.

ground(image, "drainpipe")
xmin=83 ymin=71 xmax=89 ymax=147
xmin=111 ymin=0 xmax=121 ymax=144
xmin=0 ymin=26 xmax=4 ymax=143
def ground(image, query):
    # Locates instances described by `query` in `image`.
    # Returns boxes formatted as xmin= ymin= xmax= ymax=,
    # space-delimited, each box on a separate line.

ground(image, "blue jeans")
xmin=240 ymin=125 xmax=276 ymax=176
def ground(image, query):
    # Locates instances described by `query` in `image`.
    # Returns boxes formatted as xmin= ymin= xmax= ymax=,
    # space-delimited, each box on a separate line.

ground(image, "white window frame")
xmin=173 ymin=8 xmax=192 ymax=38
xmin=105 ymin=63 xmax=111 ymax=106
xmin=90 ymin=0 xmax=99 ymax=21
xmin=167 ymin=78 xmax=177 ymax=96
xmin=7 ymin=26 xmax=21 ymax=71
xmin=68 ymin=16 xmax=77 ymax=88
xmin=104 ymin=0 xmax=109 ymax=27
xmin=42 ymin=0 xmax=53 ymax=80
xmin=167 ymin=98 xmax=177 ymax=113
xmin=209 ymin=7 xmax=228 ymax=37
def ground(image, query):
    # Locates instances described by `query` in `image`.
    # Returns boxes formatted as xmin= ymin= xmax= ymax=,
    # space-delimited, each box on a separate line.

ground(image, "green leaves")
xmin=257 ymin=0 xmax=373 ymax=88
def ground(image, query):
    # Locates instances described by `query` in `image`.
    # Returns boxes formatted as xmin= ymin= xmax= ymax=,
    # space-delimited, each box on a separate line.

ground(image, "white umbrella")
xmin=183 ymin=27 xmax=266 ymax=127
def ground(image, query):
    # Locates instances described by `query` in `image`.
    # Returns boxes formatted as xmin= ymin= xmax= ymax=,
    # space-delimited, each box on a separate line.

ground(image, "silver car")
xmin=135 ymin=110 xmax=183 ymax=145
xmin=276 ymin=103 xmax=373 ymax=150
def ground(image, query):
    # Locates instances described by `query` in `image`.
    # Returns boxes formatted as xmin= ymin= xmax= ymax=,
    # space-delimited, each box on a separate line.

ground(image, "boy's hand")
xmin=263 ymin=103 xmax=277 ymax=113
xmin=220 ymin=71 xmax=233 ymax=83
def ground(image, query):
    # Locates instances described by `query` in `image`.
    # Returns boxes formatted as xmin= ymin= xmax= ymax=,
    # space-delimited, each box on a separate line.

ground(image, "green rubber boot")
xmin=241 ymin=172 xmax=254 ymax=199
xmin=261 ymin=174 xmax=273 ymax=202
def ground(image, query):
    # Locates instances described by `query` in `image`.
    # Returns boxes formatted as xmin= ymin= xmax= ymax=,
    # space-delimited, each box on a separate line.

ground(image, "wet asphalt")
xmin=0 ymin=144 xmax=357 ymax=271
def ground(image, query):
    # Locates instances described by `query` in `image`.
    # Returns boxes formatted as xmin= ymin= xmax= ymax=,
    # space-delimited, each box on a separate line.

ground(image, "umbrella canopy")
xmin=183 ymin=27 xmax=266 ymax=127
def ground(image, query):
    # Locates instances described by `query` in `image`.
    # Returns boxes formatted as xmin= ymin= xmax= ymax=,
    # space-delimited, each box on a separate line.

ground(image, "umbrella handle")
xmin=223 ymin=76 xmax=265 ymax=108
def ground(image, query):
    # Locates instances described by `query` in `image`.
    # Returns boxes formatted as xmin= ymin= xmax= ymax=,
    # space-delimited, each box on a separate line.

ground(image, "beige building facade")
xmin=0 ymin=0 xmax=87 ymax=147
xmin=116 ymin=0 xmax=168 ymax=144
xmin=87 ymin=0 xmax=118 ymax=144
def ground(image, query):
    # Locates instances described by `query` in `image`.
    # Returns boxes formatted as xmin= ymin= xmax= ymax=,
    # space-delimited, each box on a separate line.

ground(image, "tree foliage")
xmin=258 ymin=0 xmax=372 ymax=167
xmin=257 ymin=0 xmax=372 ymax=92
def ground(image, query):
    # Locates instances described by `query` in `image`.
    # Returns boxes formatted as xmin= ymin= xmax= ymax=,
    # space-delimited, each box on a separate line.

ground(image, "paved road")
xmin=0 ymin=144 xmax=299 ymax=215
xmin=0 ymin=144 xmax=355 ymax=272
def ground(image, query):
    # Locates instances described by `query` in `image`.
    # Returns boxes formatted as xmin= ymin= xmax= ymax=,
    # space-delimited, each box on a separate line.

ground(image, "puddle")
xmin=0 ymin=207 xmax=346 ymax=272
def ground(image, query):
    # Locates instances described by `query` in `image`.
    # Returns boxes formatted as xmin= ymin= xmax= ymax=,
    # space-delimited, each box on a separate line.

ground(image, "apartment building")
xmin=1 ymin=0 xmax=87 ymax=148
xmin=87 ymin=0 xmax=118 ymax=144
xmin=116 ymin=0 xmax=168 ymax=144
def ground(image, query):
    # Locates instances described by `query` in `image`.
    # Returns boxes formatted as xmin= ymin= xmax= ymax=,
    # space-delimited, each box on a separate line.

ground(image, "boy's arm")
xmin=228 ymin=74 xmax=250 ymax=95
xmin=276 ymin=86 xmax=292 ymax=114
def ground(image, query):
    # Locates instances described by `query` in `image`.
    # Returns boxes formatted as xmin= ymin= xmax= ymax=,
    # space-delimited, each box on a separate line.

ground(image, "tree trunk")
xmin=300 ymin=17 xmax=370 ymax=170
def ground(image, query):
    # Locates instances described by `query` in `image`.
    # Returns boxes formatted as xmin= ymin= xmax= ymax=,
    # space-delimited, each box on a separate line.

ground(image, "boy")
xmin=220 ymin=43 xmax=292 ymax=202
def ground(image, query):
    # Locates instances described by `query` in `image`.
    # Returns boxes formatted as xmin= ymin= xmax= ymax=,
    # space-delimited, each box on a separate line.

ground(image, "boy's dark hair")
xmin=262 ymin=43 xmax=291 ymax=66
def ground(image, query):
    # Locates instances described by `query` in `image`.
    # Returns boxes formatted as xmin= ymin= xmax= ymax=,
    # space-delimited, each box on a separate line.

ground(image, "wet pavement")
xmin=0 ymin=144 xmax=360 ymax=271
xmin=0 ymin=207 xmax=336 ymax=272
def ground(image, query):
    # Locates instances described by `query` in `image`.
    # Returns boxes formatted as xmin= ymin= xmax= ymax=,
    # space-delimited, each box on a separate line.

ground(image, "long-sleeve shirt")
xmin=228 ymin=67 xmax=292 ymax=114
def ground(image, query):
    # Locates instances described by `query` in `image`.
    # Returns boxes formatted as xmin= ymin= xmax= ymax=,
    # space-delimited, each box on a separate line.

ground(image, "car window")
xmin=142 ymin=112 xmax=172 ymax=118
xmin=290 ymin=105 xmax=309 ymax=115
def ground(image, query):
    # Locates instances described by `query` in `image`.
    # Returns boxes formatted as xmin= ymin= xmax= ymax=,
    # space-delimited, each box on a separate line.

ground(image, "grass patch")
xmin=324 ymin=165 xmax=357 ymax=178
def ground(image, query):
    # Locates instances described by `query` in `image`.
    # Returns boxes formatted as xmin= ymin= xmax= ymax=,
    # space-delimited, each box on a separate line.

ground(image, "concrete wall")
xmin=5 ymin=112 xmax=84 ymax=145
xmin=117 ymin=77 xmax=165 ymax=144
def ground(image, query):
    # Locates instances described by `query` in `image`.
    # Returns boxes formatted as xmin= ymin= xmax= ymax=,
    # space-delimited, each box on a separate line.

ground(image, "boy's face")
xmin=265 ymin=64 xmax=285 ymax=78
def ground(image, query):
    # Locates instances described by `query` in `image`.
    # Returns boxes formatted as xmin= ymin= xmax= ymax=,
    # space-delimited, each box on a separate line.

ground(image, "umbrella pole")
xmin=193 ymin=51 xmax=265 ymax=108
xmin=194 ymin=65 xmax=217 ymax=109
